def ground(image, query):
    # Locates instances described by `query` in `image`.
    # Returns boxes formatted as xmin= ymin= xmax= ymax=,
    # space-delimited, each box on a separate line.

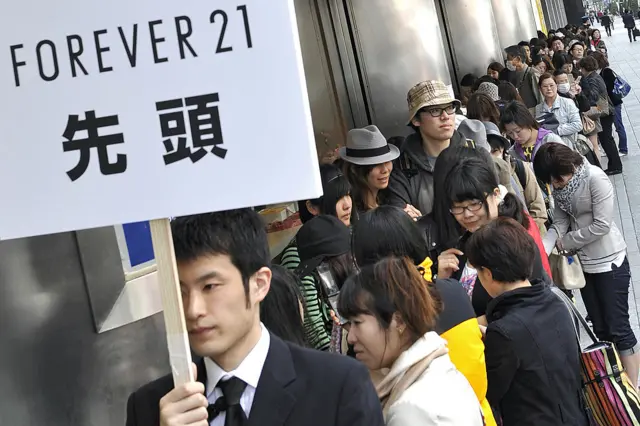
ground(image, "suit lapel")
xmin=247 ymin=335 xmax=299 ymax=426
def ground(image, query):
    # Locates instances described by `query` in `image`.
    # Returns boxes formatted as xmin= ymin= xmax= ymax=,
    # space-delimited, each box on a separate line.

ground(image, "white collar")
xmin=204 ymin=323 xmax=271 ymax=398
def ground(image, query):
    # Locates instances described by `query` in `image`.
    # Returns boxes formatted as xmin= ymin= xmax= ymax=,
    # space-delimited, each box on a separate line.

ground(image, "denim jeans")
xmin=581 ymin=257 xmax=640 ymax=355
xmin=615 ymin=104 xmax=628 ymax=153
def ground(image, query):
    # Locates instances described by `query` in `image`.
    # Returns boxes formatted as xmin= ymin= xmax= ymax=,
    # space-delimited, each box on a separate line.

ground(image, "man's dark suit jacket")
xmin=126 ymin=334 xmax=384 ymax=426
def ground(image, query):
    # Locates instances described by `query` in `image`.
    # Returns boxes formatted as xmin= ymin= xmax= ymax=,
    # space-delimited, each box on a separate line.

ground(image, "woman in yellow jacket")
xmin=352 ymin=206 xmax=496 ymax=426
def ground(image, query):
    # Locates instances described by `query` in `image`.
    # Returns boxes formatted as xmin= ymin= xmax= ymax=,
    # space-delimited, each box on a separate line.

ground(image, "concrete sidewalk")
xmin=577 ymin=17 xmax=640 ymax=337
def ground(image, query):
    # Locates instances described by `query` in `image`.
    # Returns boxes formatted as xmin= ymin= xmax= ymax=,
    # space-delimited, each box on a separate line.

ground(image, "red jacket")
xmin=526 ymin=213 xmax=552 ymax=277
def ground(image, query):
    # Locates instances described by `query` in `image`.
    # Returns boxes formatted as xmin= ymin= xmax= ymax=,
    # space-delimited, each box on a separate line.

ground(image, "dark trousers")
xmin=614 ymin=104 xmax=628 ymax=153
xmin=628 ymin=27 xmax=637 ymax=42
xmin=599 ymin=114 xmax=623 ymax=171
xmin=581 ymin=257 xmax=638 ymax=354
xmin=605 ymin=25 xmax=612 ymax=36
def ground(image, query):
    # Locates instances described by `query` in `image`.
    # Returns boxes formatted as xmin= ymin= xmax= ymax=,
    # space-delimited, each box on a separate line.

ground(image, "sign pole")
xmin=149 ymin=218 xmax=194 ymax=386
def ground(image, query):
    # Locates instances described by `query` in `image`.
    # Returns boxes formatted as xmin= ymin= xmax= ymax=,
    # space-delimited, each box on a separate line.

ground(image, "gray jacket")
xmin=535 ymin=96 xmax=583 ymax=150
xmin=544 ymin=163 xmax=626 ymax=265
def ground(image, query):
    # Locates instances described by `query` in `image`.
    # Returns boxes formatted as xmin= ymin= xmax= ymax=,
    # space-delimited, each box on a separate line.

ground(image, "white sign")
xmin=0 ymin=0 xmax=321 ymax=239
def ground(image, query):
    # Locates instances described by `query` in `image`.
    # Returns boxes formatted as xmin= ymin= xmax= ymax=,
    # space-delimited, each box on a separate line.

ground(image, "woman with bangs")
xmin=338 ymin=257 xmax=484 ymax=425
xmin=424 ymin=147 xmax=551 ymax=322
xmin=352 ymin=205 xmax=497 ymax=426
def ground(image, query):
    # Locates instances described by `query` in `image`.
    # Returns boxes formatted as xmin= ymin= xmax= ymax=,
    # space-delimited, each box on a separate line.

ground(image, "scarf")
xmin=376 ymin=344 xmax=448 ymax=418
xmin=553 ymin=160 xmax=588 ymax=215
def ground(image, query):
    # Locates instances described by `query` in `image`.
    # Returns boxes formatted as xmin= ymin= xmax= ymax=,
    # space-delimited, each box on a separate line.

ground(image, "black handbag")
xmin=634 ymin=28 xmax=640 ymax=37
xmin=536 ymin=112 xmax=560 ymax=133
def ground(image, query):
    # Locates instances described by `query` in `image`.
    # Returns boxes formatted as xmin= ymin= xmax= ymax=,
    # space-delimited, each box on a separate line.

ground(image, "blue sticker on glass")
xmin=122 ymin=221 xmax=155 ymax=267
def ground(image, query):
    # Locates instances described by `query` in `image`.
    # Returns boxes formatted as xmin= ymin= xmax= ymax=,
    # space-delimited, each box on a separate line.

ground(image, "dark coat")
xmin=418 ymin=216 xmax=552 ymax=317
xmin=125 ymin=334 xmax=384 ymax=426
xmin=485 ymin=283 xmax=588 ymax=426
xmin=623 ymin=13 xmax=636 ymax=29
xmin=385 ymin=130 xmax=470 ymax=216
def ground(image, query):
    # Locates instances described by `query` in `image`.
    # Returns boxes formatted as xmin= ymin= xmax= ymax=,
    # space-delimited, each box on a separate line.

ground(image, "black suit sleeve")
xmin=125 ymin=391 xmax=137 ymax=426
xmin=335 ymin=362 xmax=385 ymax=426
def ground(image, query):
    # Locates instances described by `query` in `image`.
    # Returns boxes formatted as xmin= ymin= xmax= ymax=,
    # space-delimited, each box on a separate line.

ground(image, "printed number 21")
xmin=210 ymin=5 xmax=253 ymax=54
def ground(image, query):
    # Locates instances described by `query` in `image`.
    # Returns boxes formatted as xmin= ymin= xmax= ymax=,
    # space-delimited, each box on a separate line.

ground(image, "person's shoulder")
xmin=543 ymin=132 xmax=564 ymax=144
xmin=433 ymin=279 xmax=476 ymax=333
xmin=126 ymin=372 xmax=174 ymax=422
xmin=287 ymin=342 xmax=364 ymax=374
xmin=586 ymin=163 xmax=612 ymax=186
xmin=434 ymin=278 xmax=473 ymax=306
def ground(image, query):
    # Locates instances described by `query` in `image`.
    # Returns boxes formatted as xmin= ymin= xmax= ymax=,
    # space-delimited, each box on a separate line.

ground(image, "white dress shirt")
xmin=205 ymin=323 xmax=271 ymax=426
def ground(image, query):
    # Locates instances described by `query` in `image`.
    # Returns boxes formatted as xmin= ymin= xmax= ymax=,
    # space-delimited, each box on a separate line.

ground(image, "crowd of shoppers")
xmin=125 ymin=16 xmax=640 ymax=426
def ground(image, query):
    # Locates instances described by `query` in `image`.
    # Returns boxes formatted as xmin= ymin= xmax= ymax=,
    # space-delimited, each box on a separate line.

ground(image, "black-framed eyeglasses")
xmin=421 ymin=104 xmax=456 ymax=117
xmin=450 ymin=200 xmax=484 ymax=215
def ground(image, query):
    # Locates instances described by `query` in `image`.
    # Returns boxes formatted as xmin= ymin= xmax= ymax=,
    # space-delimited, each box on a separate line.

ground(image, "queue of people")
xmin=124 ymin=23 xmax=639 ymax=426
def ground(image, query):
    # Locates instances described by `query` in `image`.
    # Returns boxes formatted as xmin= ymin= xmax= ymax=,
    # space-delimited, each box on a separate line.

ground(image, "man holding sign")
xmin=125 ymin=209 xmax=384 ymax=426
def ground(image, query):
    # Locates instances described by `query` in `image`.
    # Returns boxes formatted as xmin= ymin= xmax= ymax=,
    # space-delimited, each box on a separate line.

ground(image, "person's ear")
xmin=391 ymin=312 xmax=407 ymax=335
xmin=411 ymin=115 xmax=422 ymax=127
xmin=251 ymin=267 xmax=272 ymax=304
xmin=305 ymin=200 xmax=320 ymax=216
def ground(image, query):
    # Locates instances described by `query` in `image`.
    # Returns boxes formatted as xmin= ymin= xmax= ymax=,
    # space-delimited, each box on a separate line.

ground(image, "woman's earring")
xmin=399 ymin=327 xmax=405 ymax=334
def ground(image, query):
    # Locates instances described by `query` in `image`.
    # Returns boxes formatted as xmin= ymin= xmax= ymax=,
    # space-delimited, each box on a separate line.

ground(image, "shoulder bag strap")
xmin=550 ymin=286 xmax=599 ymax=345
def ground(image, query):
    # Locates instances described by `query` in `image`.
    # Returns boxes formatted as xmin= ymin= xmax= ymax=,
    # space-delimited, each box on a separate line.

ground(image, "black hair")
xmin=298 ymin=200 xmax=315 ymax=224
xmin=261 ymin=265 xmax=307 ymax=346
xmin=537 ymin=30 xmax=548 ymax=40
xmin=553 ymin=69 xmax=567 ymax=77
xmin=518 ymin=41 xmax=530 ymax=47
xmin=461 ymin=73 xmax=478 ymax=87
xmin=487 ymin=62 xmax=505 ymax=73
xmin=432 ymin=146 xmax=497 ymax=246
xmin=353 ymin=205 xmax=428 ymax=267
xmin=466 ymin=217 xmax=537 ymax=283
xmin=344 ymin=162 xmax=377 ymax=212
xmin=308 ymin=164 xmax=352 ymax=218
xmin=552 ymin=52 xmax=571 ymax=70
xmin=434 ymin=149 xmax=530 ymax=246
xmin=472 ymin=75 xmax=500 ymax=92
xmin=531 ymin=54 xmax=545 ymax=67
xmin=387 ymin=136 xmax=405 ymax=148
xmin=486 ymin=134 xmax=510 ymax=156
xmin=500 ymin=101 xmax=540 ymax=132
xmin=498 ymin=81 xmax=523 ymax=103
xmin=505 ymin=45 xmax=525 ymax=61
xmin=532 ymin=142 xmax=584 ymax=184
xmin=171 ymin=208 xmax=270 ymax=306
xmin=548 ymin=36 xmax=563 ymax=49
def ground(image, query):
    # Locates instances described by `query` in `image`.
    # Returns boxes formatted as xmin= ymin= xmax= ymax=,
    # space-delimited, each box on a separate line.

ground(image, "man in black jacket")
xmin=466 ymin=218 xmax=588 ymax=426
xmin=623 ymin=10 xmax=637 ymax=42
xmin=125 ymin=209 xmax=384 ymax=426
xmin=601 ymin=13 xmax=612 ymax=37
xmin=386 ymin=80 xmax=478 ymax=216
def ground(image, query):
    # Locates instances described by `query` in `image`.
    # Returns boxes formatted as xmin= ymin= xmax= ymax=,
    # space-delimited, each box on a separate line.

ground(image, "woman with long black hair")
xmin=423 ymin=146 xmax=551 ymax=321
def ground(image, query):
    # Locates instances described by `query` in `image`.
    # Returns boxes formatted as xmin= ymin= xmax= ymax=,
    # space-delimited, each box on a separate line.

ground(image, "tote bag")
xmin=613 ymin=72 xmax=632 ymax=98
xmin=551 ymin=287 xmax=640 ymax=426
xmin=549 ymin=250 xmax=586 ymax=290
